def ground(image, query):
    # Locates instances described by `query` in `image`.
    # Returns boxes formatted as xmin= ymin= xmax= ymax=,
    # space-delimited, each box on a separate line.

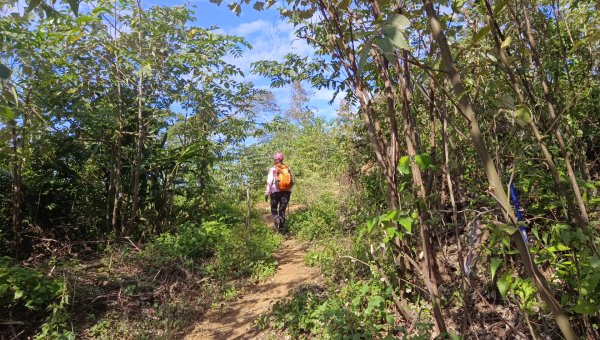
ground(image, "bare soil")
xmin=185 ymin=213 xmax=320 ymax=339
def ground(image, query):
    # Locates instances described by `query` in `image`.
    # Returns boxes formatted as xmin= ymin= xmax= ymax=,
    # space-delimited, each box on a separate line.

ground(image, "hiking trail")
xmin=185 ymin=204 xmax=321 ymax=340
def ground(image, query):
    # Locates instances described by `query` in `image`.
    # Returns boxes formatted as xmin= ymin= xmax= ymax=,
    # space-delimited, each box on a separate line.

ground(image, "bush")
xmin=264 ymin=280 xmax=429 ymax=339
xmin=143 ymin=220 xmax=282 ymax=282
xmin=0 ymin=257 xmax=72 ymax=339
xmin=288 ymin=194 xmax=339 ymax=241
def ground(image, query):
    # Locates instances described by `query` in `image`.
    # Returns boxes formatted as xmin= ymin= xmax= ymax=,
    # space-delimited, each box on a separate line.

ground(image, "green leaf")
xmin=498 ymin=223 xmax=517 ymax=235
xmin=140 ymin=64 xmax=152 ymax=77
xmin=573 ymin=300 xmax=598 ymax=315
xmin=500 ymin=36 xmax=512 ymax=49
xmin=0 ymin=106 xmax=15 ymax=120
xmin=252 ymin=1 xmax=264 ymax=10
xmin=0 ymin=63 xmax=10 ymax=80
xmin=514 ymin=104 xmax=532 ymax=124
xmin=366 ymin=295 xmax=384 ymax=313
xmin=357 ymin=37 xmax=374 ymax=73
xmin=397 ymin=216 xmax=412 ymax=233
xmin=25 ymin=0 xmax=42 ymax=14
xmin=546 ymin=244 xmax=570 ymax=253
xmin=387 ymin=14 xmax=410 ymax=31
xmin=228 ymin=2 xmax=241 ymax=16
xmin=385 ymin=227 xmax=397 ymax=242
xmin=490 ymin=258 xmax=502 ymax=280
xmin=472 ymin=26 xmax=491 ymax=44
xmin=398 ymin=155 xmax=410 ymax=175
xmin=375 ymin=37 xmax=394 ymax=56
xmin=451 ymin=0 xmax=465 ymax=13
xmin=497 ymin=272 xmax=512 ymax=299
xmin=415 ymin=154 xmax=432 ymax=170
xmin=67 ymin=0 xmax=79 ymax=15
xmin=494 ymin=0 xmax=511 ymax=14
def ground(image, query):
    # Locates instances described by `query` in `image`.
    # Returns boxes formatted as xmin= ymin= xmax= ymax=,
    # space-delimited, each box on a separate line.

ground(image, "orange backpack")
xmin=275 ymin=164 xmax=293 ymax=191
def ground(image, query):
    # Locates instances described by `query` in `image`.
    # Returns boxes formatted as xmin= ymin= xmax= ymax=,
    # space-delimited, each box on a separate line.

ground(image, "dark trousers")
xmin=270 ymin=191 xmax=291 ymax=231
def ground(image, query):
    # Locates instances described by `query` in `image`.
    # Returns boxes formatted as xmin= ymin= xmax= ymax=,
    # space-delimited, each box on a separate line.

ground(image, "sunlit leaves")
xmin=490 ymin=258 xmax=502 ymax=280
xmin=500 ymin=36 xmax=512 ymax=50
xmin=514 ymin=104 xmax=532 ymax=125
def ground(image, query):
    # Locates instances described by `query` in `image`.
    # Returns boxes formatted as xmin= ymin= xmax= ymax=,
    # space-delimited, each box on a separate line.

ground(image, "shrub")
xmin=0 ymin=257 xmax=72 ymax=339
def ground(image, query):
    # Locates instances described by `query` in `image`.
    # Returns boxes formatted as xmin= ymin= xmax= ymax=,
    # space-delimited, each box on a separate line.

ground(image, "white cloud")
xmin=229 ymin=19 xmax=271 ymax=37
xmin=223 ymin=17 xmax=340 ymax=120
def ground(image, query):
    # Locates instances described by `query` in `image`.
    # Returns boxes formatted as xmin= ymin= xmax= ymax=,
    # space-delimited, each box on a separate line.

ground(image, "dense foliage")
xmin=1 ymin=0 xmax=599 ymax=338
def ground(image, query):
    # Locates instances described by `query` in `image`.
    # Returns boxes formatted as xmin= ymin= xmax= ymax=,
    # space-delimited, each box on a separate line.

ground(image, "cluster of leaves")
xmin=143 ymin=218 xmax=282 ymax=282
xmin=287 ymin=194 xmax=339 ymax=241
xmin=0 ymin=257 xmax=72 ymax=338
xmin=262 ymin=280 xmax=429 ymax=339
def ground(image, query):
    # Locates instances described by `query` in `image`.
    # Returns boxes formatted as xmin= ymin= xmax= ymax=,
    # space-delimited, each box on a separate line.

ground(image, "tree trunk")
xmin=10 ymin=117 xmax=22 ymax=254
xmin=128 ymin=0 xmax=145 ymax=236
xmin=111 ymin=0 xmax=124 ymax=234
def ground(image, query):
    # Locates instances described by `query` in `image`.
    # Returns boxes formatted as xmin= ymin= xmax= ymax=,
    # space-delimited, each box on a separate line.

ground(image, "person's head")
xmin=273 ymin=152 xmax=284 ymax=163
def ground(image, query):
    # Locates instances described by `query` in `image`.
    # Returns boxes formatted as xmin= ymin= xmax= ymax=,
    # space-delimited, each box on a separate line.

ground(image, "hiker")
xmin=265 ymin=152 xmax=294 ymax=233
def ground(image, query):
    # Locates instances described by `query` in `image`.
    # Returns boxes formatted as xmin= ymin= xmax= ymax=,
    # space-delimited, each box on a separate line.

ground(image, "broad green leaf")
xmin=339 ymin=0 xmax=350 ymax=10
xmin=472 ymin=26 xmax=490 ymax=44
xmin=0 ymin=63 xmax=10 ymax=80
xmin=387 ymin=14 xmax=410 ymax=31
xmin=546 ymin=244 xmax=570 ymax=253
xmin=494 ymin=0 xmax=511 ymax=14
xmin=366 ymin=295 xmax=383 ymax=313
xmin=357 ymin=37 xmax=374 ymax=73
xmin=573 ymin=300 xmax=597 ymax=315
xmin=498 ymin=223 xmax=517 ymax=235
xmin=397 ymin=216 xmax=412 ymax=233
xmin=25 ymin=0 xmax=42 ymax=14
xmin=385 ymin=227 xmax=397 ymax=242
xmin=375 ymin=37 xmax=394 ymax=56
xmin=9 ymin=86 xmax=18 ymax=108
xmin=496 ymin=94 xmax=515 ymax=109
xmin=0 ymin=106 xmax=15 ymax=120
xmin=140 ymin=64 xmax=152 ymax=77
xmin=497 ymin=272 xmax=512 ymax=299
xmin=252 ymin=1 xmax=264 ymax=10
xmin=228 ymin=2 xmax=241 ymax=16
xmin=451 ymin=0 xmax=465 ymax=13
xmin=514 ymin=104 xmax=532 ymax=124
xmin=415 ymin=154 xmax=432 ymax=170
xmin=382 ymin=209 xmax=398 ymax=221
xmin=580 ymin=272 xmax=600 ymax=296
xmin=398 ymin=155 xmax=410 ymax=175
xmin=490 ymin=257 xmax=502 ymax=280
xmin=67 ymin=0 xmax=79 ymax=15
xmin=500 ymin=36 xmax=512 ymax=49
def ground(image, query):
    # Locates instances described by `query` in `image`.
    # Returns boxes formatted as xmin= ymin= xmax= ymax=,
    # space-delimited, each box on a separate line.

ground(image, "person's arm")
xmin=265 ymin=167 xmax=274 ymax=196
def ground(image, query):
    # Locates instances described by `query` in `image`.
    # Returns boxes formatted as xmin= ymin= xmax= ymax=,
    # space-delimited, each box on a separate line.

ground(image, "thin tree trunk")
xmin=482 ymin=0 xmax=580 ymax=227
xmin=423 ymin=1 xmax=576 ymax=338
xmin=128 ymin=0 xmax=145 ymax=236
xmin=10 ymin=117 xmax=22 ymax=254
xmin=111 ymin=0 xmax=124 ymax=234
xmin=519 ymin=4 xmax=590 ymax=231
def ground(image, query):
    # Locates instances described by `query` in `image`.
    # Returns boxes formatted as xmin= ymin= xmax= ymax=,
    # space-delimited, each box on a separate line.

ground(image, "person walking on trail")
xmin=265 ymin=152 xmax=294 ymax=234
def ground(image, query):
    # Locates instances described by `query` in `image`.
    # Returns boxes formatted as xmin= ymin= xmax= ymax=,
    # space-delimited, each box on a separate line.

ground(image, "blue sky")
xmin=153 ymin=0 xmax=341 ymax=123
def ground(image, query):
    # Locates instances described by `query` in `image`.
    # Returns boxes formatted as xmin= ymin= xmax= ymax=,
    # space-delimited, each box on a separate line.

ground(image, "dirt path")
xmin=185 ymin=237 xmax=321 ymax=340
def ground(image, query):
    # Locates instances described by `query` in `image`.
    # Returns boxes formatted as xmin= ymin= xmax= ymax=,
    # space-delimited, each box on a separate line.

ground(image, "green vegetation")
xmin=1 ymin=0 xmax=600 ymax=338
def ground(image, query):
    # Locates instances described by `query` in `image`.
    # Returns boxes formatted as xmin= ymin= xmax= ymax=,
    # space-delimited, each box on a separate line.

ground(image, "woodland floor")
xmin=185 ymin=205 xmax=322 ymax=339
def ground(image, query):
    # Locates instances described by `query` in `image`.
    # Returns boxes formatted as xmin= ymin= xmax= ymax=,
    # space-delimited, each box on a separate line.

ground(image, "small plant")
xmin=0 ymin=257 xmax=73 ymax=338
